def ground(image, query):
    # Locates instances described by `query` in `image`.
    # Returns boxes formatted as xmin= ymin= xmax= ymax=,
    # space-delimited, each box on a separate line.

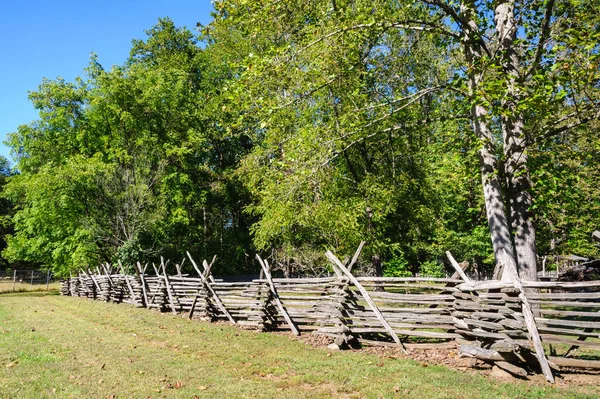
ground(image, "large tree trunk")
xmin=495 ymin=0 xmax=538 ymax=281
xmin=461 ymin=1 xmax=518 ymax=280
xmin=472 ymin=103 xmax=519 ymax=280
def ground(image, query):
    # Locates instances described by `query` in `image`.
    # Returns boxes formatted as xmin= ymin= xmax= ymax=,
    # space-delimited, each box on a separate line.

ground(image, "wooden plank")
xmin=187 ymin=255 xmax=218 ymax=319
xmin=202 ymin=255 xmax=217 ymax=284
xmin=535 ymin=317 xmax=600 ymax=330
xmin=101 ymin=263 xmax=115 ymax=300
xmin=147 ymin=279 xmax=165 ymax=306
xmin=326 ymin=250 xmax=407 ymax=353
xmin=256 ymin=255 xmax=300 ymax=336
xmin=541 ymin=335 xmax=600 ymax=349
xmin=459 ymin=345 xmax=503 ymax=361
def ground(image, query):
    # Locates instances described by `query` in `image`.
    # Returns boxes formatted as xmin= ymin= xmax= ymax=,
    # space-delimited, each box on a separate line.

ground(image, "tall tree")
xmin=3 ymin=19 xmax=255 ymax=276
xmin=210 ymin=0 xmax=600 ymax=279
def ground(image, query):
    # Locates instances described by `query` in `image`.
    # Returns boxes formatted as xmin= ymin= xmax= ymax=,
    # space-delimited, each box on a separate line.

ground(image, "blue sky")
xmin=0 ymin=0 xmax=215 ymax=162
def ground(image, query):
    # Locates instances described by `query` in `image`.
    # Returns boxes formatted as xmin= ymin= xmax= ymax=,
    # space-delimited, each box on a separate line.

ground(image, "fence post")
xmin=31 ymin=270 xmax=34 ymax=286
xmin=46 ymin=270 xmax=51 ymax=290
xmin=13 ymin=270 xmax=16 ymax=291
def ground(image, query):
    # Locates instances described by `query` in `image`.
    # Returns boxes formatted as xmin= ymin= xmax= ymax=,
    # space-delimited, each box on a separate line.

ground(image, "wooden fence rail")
xmin=60 ymin=252 xmax=600 ymax=383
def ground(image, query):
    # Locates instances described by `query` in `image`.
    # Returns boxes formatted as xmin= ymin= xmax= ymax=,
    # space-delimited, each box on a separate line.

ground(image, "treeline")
xmin=2 ymin=1 xmax=599 ymax=278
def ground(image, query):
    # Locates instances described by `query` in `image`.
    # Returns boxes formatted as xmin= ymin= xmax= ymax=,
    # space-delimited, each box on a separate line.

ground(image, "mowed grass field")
xmin=0 ymin=292 xmax=597 ymax=399
xmin=0 ymin=282 xmax=60 ymax=293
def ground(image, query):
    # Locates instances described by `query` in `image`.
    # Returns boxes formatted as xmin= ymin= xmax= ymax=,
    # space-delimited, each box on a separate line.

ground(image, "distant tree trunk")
xmin=372 ymin=254 xmax=383 ymax=277
xmin=495 ymin=0 xmax=538 ymax=281
xmin=372 ymin=253 xmax=384 ymax=291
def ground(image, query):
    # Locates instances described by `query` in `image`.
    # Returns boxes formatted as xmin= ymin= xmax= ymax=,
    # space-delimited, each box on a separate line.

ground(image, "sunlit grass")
xmin=0 ymin=292 xmax=597 ymax=398
xmin=0 ymin=282 xmax=60 ymax=293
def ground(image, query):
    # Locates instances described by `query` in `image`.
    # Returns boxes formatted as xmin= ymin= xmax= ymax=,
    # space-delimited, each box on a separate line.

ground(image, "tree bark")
xmin=460 ymin=0 xmax=518 ymax=280
xmin=495 ymin=0 xmax=538 ymax=281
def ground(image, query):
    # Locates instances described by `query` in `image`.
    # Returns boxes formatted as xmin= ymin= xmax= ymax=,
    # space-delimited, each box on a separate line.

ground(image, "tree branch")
xmin=530 ymin=103 xmax=600 ymax=145
xmin=523 ymin=0 xmax=555 ymax=80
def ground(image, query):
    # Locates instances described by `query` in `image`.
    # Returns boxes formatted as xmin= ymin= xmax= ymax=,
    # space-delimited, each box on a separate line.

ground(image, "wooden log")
xmin=459 ymin=345 xmax=528 ymax=377
xmin=136 ymin=262 xmax=149 ymax=307
xmin=548 ymin=356 xmax=600 ymax=370
xmin=356 ymin=277 xmax=461 ymax=283
xmin=459 ymin=345 xmax=503 ymax=361
xmin=84 ymin=269 xmax=102 ymax=293
xmin=101 ymin=263 xmax=115 ymax=301
xmin=503 ymin=253 xmax=554 ymax=383
xmin=118 ymin=261 xmax=141 ymax=306
xmin=458 ymin=279 xmax=600 ymax=291
xmin=256 ymin=255 xmax=300 ymax=336
xmin=187 ymin=252 xmax=236 ymax=324
xmin=188 ymin=259 xmax=215 ymax=319
xmin=326 ymin=250 xmax=407 ymax=353
xmin=495 ymin=361 xmax=528 ymax=378
xmin=450 ymin=260 xmax=471 ymax=280
xmin=360 ymin=340 xmax=456 ymax=349
xmin=161 ymin=257 xmax=178 ymax=315
xmin=535 ymin=317 xmax=600 ymax=330
xmin=203 ymin=255 xmax=217 ymax=284
xmin=540 ymin=335 xmax=600 ymax=349
xmin=446 ymin=251 xmax=471 ymax=283
xmin=347 ymin=241 xmax=365 ymax=273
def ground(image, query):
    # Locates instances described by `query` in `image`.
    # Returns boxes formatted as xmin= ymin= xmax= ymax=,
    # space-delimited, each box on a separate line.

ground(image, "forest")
xmin=1 ymin=0 xmax=599 ymax=279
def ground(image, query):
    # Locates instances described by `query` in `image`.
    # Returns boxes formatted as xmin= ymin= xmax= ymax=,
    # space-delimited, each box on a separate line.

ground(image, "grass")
xmin=0 ymin=293 xmax=597 ymax=399
xmin=0 ymin=282 xmax=61 ymax=293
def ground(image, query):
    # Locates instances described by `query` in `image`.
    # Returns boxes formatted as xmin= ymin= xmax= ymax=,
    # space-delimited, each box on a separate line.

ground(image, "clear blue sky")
xmin=0 ymin=0 xmax=214 ymax=162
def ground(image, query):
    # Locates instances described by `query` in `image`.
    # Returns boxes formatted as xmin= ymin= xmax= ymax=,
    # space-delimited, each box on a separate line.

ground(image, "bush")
xmin=383 ymin=256 xmax=412 ymax=277
xmin=419 ymin=260 xmax=445 ymax=278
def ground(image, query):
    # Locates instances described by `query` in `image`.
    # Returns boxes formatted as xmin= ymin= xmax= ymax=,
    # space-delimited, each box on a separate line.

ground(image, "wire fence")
xmin=0 ymin=269 xmax=56 ymax=292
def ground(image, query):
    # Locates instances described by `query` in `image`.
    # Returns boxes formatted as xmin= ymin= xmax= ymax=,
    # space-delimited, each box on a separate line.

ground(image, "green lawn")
xmin=0 ymin=292 xmax=597 ymax=398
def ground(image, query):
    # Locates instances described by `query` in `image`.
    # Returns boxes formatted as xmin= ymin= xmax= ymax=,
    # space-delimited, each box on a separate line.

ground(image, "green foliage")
xmin=207 ymin=0 xmax=600 ymax=277
xmin=419 ymin=260 xmax=446 ymax=278
xmin=2 ymin=19 xmax=255 ymax=277
xmin=383 ymin=256 xmax=412 ymax=278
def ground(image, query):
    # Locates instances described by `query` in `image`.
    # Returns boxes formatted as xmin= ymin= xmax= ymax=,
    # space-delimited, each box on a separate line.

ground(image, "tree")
xmin=3 ymin=19 xmax=256 ymax=276
xmin=209 ymin=0 xmax=600 ymax=279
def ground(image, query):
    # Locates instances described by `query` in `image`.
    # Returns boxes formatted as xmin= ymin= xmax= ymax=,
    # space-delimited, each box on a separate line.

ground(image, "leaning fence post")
xmin=256 ymin=255 xmax=299 ymax=336
xmin=160 ymin=257 xmax=178 ymax=315
xmin=188 ymin=257 xmax=216 ymax=320
xmin=136 ymin=262 xmax=149 ymax=308
xmin=501 ymin=250 xmax=554 ymax=383
xmin=187 ymin=252 xmax=235 ymax=324
xmin=446 ymin=251 xmax=471 ymax=283
xmin=46 ymin=270 xmax=51 ymax=290
xmin=326 ymin=250 xmax=407 ymax=353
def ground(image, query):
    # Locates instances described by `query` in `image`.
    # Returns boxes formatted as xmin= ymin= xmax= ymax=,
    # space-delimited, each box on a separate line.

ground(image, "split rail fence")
xmin=61 ymin=249 xmax=600 ymax=383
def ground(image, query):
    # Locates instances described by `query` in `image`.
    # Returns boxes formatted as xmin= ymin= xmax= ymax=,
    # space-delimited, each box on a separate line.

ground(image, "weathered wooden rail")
xmin=61 ymin=251 xmax=600 ymax=383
